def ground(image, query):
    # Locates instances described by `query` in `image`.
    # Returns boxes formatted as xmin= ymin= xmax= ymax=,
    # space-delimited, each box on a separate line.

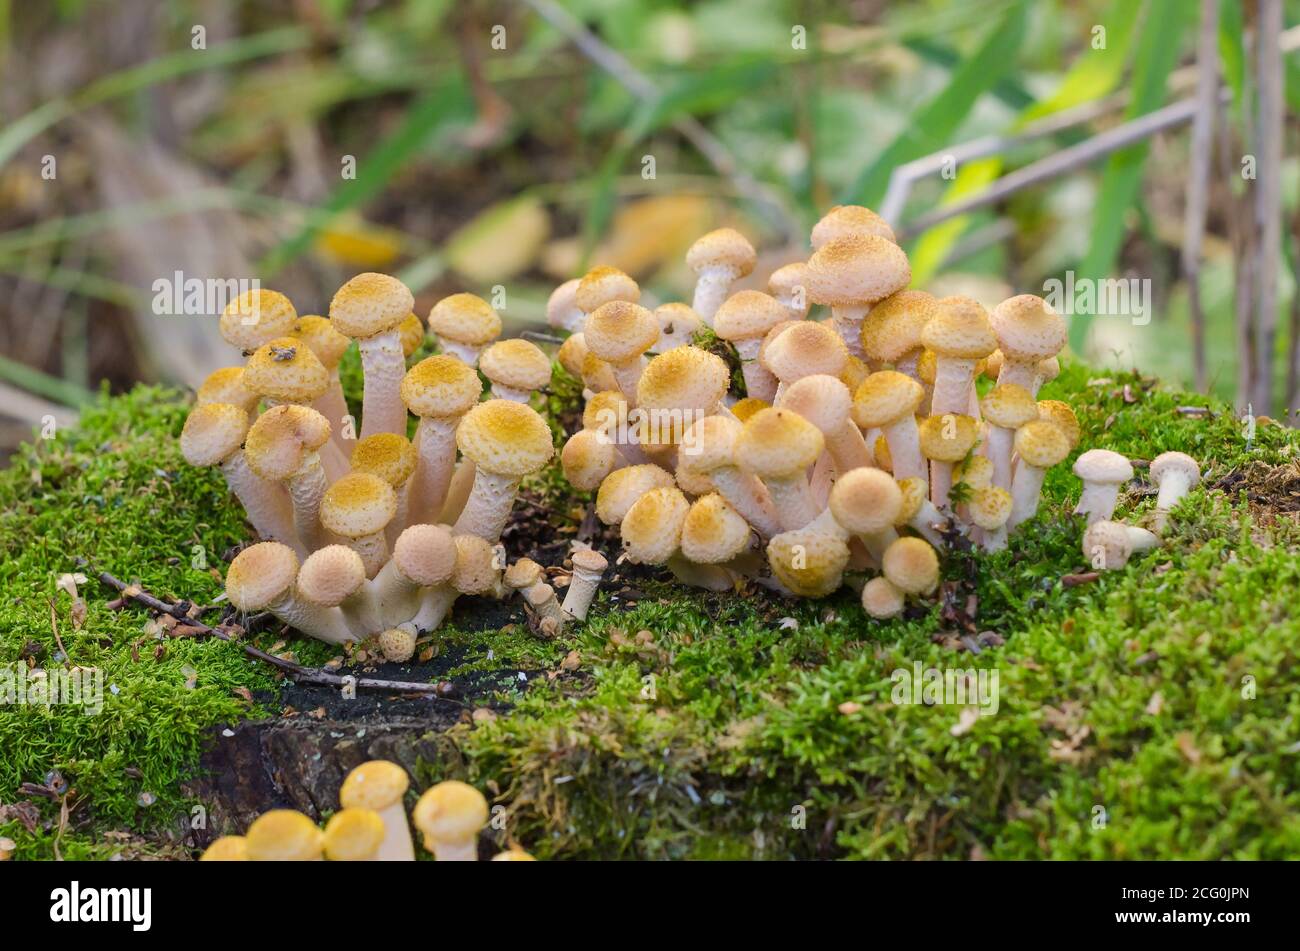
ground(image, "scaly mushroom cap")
xmin=861 ymin=576 xmax=905 ymax=619
xmin=399 ymin=313 xmax=426 ymax=357
xmin=805 ymin=233 xmax=911 ymax=306
xmin=196 ymin=367 xmax=259 ymax=414
xmin=686 ymin=228 xmax=756 ymax=276
xmin=556 ymin=333 xmax=588 ymax=378
xmin=199 ymin=836 xmax=248 ymax=861
xmin=341 ymin=760 xmax=410 ymax=811
xmin=954 ymin=454 xmax=994 ymax=489
xmin=829 ymin=467 xmax=902 ymax=534
xmin=379 ymin=627 xmax=417 ymax=662
xmin=584 ymin=300 xmax=660 ymax=363
xmin=968 ymin=485 xmax=1013 ymax=530
xmin=455 ymin=399 xmax=554 ymax=477
xmin=1149 ymin=451 xmax=1201 ymax=488
xmin=681 ymin=493 xmax=752 ymax=564
xmin=713 ymin=290 xmax=790 ymax=343
xmin=401 ymin=354 xmax=483 ymax=418
xmin=840 ymin=355 xmax=870 ymax=393
xmin=245 ymin=809 xmax=323 ymax=861
xmin=580 ymin=352 xmax=619 ymax=393
xmin=446 ymin=534 xmax=497 ymax=594
xmin=244 ymin=404 xmax=332 ymax=481
xmin=677 ymin=414 xmax=740 ymax=475
xmin=351 ymin=433 xmax=417 ymax=487
xmin=918 ymin=414 xmax=979 ymax=463
xmin=292 ymin=316 xmax=351 ymax=369
xmin=181 ymin=402 xmax=249 ymax=467
xmin=1082 ymin=520 xmax=1133 ymax=568
xmin=546 ymin=278 xmax=581 ymax=329
xmin=1072 ymin=449 xmax=1133 ymax=485
xmin=735 ymin=407 xmax=824 ymax=479
xmin=323 ymin=808 xmax=387 ymax=861
xmin=636 ymin=346 xmax=730 ymax=417
xmin=881 ymin=536 xmax=939 ymax=595
xmin=621 ymin=486 xmax=690 ymax=564
xmin=330 ymin=272 xmax=413 ymax=339
xmin=920 ymin=296 xmax=997 ymax=360
xmin=225 ymin=542 xmax=299 ymax=611
xmin=575 ymin=265 xmax=640 ymax=313
xmin=320 ymin=472 xmax=398 ymax=539
xmin=810 ymin=204 xmax=896 ymax=249
xmin=571 ymin=546 xmax=609 ymax=575
xmin=219 ymin=288 xmax=298 ymax=352
xmin=595 ymin=464 xmax=675 ymax=525
xmin=778 ymin=374 xmax=851 ymax=435
xmin=297 ymin=545 xmax=367 ymax=607
xmin=1037 ymin=399 xmax=1081 ymax=450
xmin=676 ymin=463 xmax=716 ymax=501
xmin=483 ymin=340 xmax=553 ymax=392
xmin=244 ymin=337 xmax=330 ymax=403
xmin=768 ymin=261 xmax=811 ymax=315
xmin=762 ymin=321 xmax=849 ymax=382
xmin=895 ymin=477 xmax=926 ymax=523
xmin=427 ymin=293 xmax=502 ymax=346
xmin=852 ymin=371 xmax=924 ymax=428
xmin=1013 ymin=420 xmax=1071 ymax=469
xmin=860 ymin=290 xmax=938 ymax=365
xmin=582 ymin=391 xmax=626 ymax=433
xmin=767 ymin=528 xmax=850 ymax=597
xmin=393 ymin=523 xmax=457 ymax=587
xmin=980 ymin=384 xmax=1038 ymax=429
xmin=561 ymin=429 xmax=618 ymax=491
xmin=503 ymin=557 xmax=544 ymax=590
xmin=653 ymin=302 xmax=703 ymax=344
xmin=730 ymin=397 xmax=770 ymax=422
xmin=412 ymin=781 xmax=489 ymax=848
xmin=1036 ymin=355 xmax=1060 ymax=386
xmin=990 ymin=294 xmax=1066 ymax=362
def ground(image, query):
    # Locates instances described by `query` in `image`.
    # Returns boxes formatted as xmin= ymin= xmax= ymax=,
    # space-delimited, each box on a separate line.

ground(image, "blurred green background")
xmin=0 ymin=0 xmax=1297 ymax=453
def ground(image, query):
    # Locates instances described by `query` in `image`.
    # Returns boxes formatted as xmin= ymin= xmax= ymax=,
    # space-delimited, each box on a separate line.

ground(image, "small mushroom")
xmin=989 ymin=295 xmax=1067 ymax=392
xmin=969 ymin=485 xmax=1013 ymax=551
xmin=621 ymin=486 xmax=691 ymax=566
xmin=412 ymin=781 xmax=489 ymax=861
xmin=767 ymin=261 xmax=811 ymax=319
xmin=370 ymin=523 xmax=456 ymax=628
xmin=379 ymin=627 xmax=417 ymax=662
xmin=766 ymin=526 xmax=850 ymax=597
xmin=196 ymin=366 xmax=259 ymax=415
xmin=861 ymin=576 xmax=904 ymax=619
xmin=479 ymin=338 xmax=553 ymax=403
xmin=686 ymin=227 xmax=756 ymax=323
xmin=244 ymin=809 xmax=324 ymax=861
xmin=452 ymin=400 xmax=554 ymax=542
xmin=245 ymin=404 xmax=336 ymax=551
xmin=401 ymin=354 xmax=482 ymax=526
xmin=426 ymin=292 xmax=502 ymax=366
xmin=894 ymin=477 xmax=948 ymax=549
xmin=219 ymin=288 xmax=298 ymax=355
xmin=979 ymin=383 xmax=1039 ymax=492
xmin=805 ymin=232 xmax=911 ymax=360
xmin=1007 ymin=420 xmax=1071 ymax=530
xmin=575 ymin=265 xmax=640 ymax=315
xmin=920 ymin=296 xmax=997 ymax=417
xmin=734 ymin=407 xmax=825 ymax=531
xmin=595 ymin=463 xmax=677 ymax=527
xmin=778 ymin=374 xmax=873 ymax=476
xmin=680 ymin=492 xmax=754 ymax=565
xmin=762 ymin=321 xmax=849 ymax=402
xmin=297 ymin=544 xmax=375 ymax=638
xmin=860 ymin=289 xmax=938 ymax=380
xmin=339 ymin=760 xmax=415 ymax=861
xmin=323 ymin=808 xmax=387 ymax=861
xmin=226 ymin=542 xmax=357 ymax=644
xmin=545 ymin=278 xmax=584 ymax=334
xmin=1148 ymin=451 xmax=1201 ymax=534
xmin=1072 ymin=449 xmax=1134 ymax=525
xmin=290 ymin=315 xmax=352 ymax=448
xmin=881 ymin=536 xmax=939 ymax=596
xmin=561 ymin=547 xmax=609 ymax=621
xmin=320 ymin=472 xmax=399 ymax=578
xmin=714 ymin=290 xmax=790 ymax=402
xmin=329 ymin=273 xmax=415 ymax=440
xmin=828 ymin=467 xmax=902 ymax=563
xmin=584 ymin=300 xmax=661 ymax=405
xmin=1037 ymin=399 xmax=1081 ymax=450
xmin=1082 ymin=519 xmax=1159 ymax=571
xmin=652 ymin=302 xmax=703 ymax=353
xmin=350 ymin=432 xmax=418 ymax=547
xmin=852 ymin=371 xmax=927 ymax=483
xmin=199 ymin=836 xmax=248 ymax=861
xmin=810 ymin=204 xmax=896 ymax=249
xmin=561 ymin=428 xmax=619 ymax=491
xmin=675 ymin=418 xmax=781 ymax=538
xmin=918 ymin=413 xmax=978 ymax=509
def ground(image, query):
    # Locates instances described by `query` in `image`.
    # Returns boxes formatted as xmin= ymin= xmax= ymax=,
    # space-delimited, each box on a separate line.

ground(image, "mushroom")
xmin=219 ymin=288 xmax=298 ymax=355
xmin=1072 ymin=449 xmax=1133 ymax=525
xmin=990 ymin=294 xmax=1067 ymax=392
xmin=412 ymin=781 xmax=489 ymax=861
xmin=810 ymin=204 xmax=896 ymax=249
xmin=917 ymin=413 xmax=978 ymax=509
xmin=244 ymin=404 xmax=335 ymax=551
xmin=196 ymin=366 xmax=259 ymax=415
xmin=399 ymin=312 xmax=426 ymax=357
xmin=370 ymin=523 xmax=456 ymax=628
xmin=686 ymin=227 xmax=756 ymax=323
xmin=652 ymin=302 xmax=703 ymax=353
xmin=244 ymin=809 xmax=323 ymax=861
xmin=979 ymin=384 xmax=1038 ymax=491
xmin=479 ymin=338 xmax=552 ymax=403
xmin=452 ymin=399 xmax=554 ymax=542
xmin=1082 ymin=519 xmax=1159 ymax=570
xmin=762 ymin=320 xmax=850 ymax=402
xmin=339 ymin=760 xmax=415 ymax=861
xmin=1037 ymin=399 xmax=1081 ymax=451
xmin=969 ymin=485 xmax=1013 ymax=551
xmin=580 ymin=350 xmax=622 ymax=397
xmin=713 ymin=290 xmax=789 ymax=402
xmin=680 ymin=492 xmax=754 ymax=566
xmin=427 ymin=292 xmax=502 ymax=366
xmin=805 ymin=233 xmax=911 ymax=360
xmin=556 ymin=332 xmax=589 ymax=381
xmin=560 ymin=547 xmax=609 ymax=621
xmin=561 ymin=428 xmax=619 ymax=491
xmin=180 ymin=402 xmax=299 ymax=551
xmin=408 ymin=533 xmax=501 ymax=632
xmin=226 ymin=542 xmax=358 ymax=643
xmin=491 ymin=849 xmax=537 ymax=861
xmin=575 ymin=265 xmax=640 ymax=315
xmin=881 ymin=536 xmax=939 ymax=596
xmin=378 ymin=627 xmax=417 ymax=662
xmin=860 ymin=289 xmax=937 ymax=380
xmin=779 ymin=374 xmax=873 ymax=476
xmin=320 ymin=472 xmax=399 ymax=578
xmin=243 ymin=335 xmax=331 ymax=407
xmin=524 ymin=581 xmax=567 ymax=631
xmin=328 ymin=273 xmax=414 ymax=440
xmin=730 ymin=397 xmax=769 ymax=422
xmin=767 ymin=261 xmax=811 ymax=319
xmin=735 ymin=407 xmax=825 ymax=530
xmin=583 ymin=300 xmax=661 ymax=405
xmin=297 ymin=544 xmax=375 ymax=638
xmin=350 ymin=432 xmax=418 ymax=547
xmin=621 ymin=485 xmax=691 ymax=566
xmin=1148 ymin=451 xmax=1201 ymax=534
xmin=851 ymin=371 xmax=927 ymax=482
xmin=199 ymin=836 xmax=248 ymax=861
xmin=322 ymin=808 xmax=387 ymax=862
xmin=595 ymin=463 xmax=676 ymax=527
xmin=861 ymin=576 xmax=905 ymax=619
xmin=636 ymin=345 xmax=731 ymax=435
xmin=766 ymin=526 xmax=850 ymax=597
xmin=919 ymin=296 xmax=997 ymax=417
xmin=895 ymin=476 xmax=949 ymax=549
xmin=1032 ymin=355 xmax=1060 ymax=397
xmin=401 ymin=354 xmax=483 ymax=527
xmin=828 ymin=467 xmax=902 ymax=562
xmin=291 ymin=315 xmax=353 ymax=446
xmin=546 ymin=278 xmax=584 ymax=334
xmin=1006 ymin=420 xmax=1071 ymax=530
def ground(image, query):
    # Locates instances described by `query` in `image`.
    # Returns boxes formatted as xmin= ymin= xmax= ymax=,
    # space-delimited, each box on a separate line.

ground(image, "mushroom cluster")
xmin=183 ymin=275 xmax=556 ymax=651
xmin=199 ymin=760 xmax=531 ymax=861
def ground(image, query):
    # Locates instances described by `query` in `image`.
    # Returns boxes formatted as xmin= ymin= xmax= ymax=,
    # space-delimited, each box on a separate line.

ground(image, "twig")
xmin=1182 ymin=0 xmax=1219 ymax=393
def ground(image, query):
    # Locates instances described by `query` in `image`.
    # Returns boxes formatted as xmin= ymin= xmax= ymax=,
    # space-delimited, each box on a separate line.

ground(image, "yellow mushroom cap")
xmin=181 ymin=402 xmax=250 ymax=467
xmin=379 ymin=627 xmax=417 ymax=662
xmin=829 ymin=467 xmax=902 ymax=534
xmin=580 ymin=352 xmax=619 ymax=392
xmin=917 ymin=349 xmax=937 ymax=385
xmin=874 ymin=433 xmax=893 ymax=472
xmin=852 ymin=371 xmax=924 ymax=428
xmin=491 ymin=849 xmax=537 ymax=861
xmin=225 ymin=543 xmax=299 ymax=611
xmin=219 ymin=288 xmax=298 ymax=352
xmin=968 ymin=485 xmax=1013 ymax=530
xmin=401 ymin=354 xmax=483 ymax=419
xmin=621 ymin=486 xmax=690 ymax=564
xmin=320 ymin=472 xmax=398 ymax=539
xmin=292 ymin=316 xmax=351 ymax=369
xmin=199 ymin=836 xmax=248 ymax=861
xmin=244 ymin=337 xmax=330 ymax=403
xmin=197 ymin=367 xmax=259 ymax=414
xmin=322 ymin=808 xmax=386 ymax=861
xmin=984 ymin=349 xmax=1004 ymax=380
xmin=768 ymin=260 xmax=810 ymax=302
xmin=762 ymin=321 xmax=849 ymax=382
xmin=778 ymin=374 xmax=852 ymax=434
xmin=328 ymin=273 xmax=413 ymax=339
xmin=297 ymin=545 xmax=368 ymax=607
xmin=810 ymin=204 xmax=896 ymax=249
xmin=582 ymin=391 xmax=627 ymax=433
xmin=412 ymin=781 xmax=489 ymax=848
xmin=584 ymin=300 xmax=660 ymax=364
xmin=351 ymin=433 xmax=417 ymax=487
xmin=895 ymin=477 xmax=926 ymax=523
xmin=393 ymin=523 xmax=456 ymax=587
xmin=730 ymin=397 xmax=770 ymax=422
xmin=839 ymin=355 xmax=870 ymax=393
xmin=675 ymin=462 xmax=714 ymax=495
xmin=861 ymin=576 xmax=905 ymax=619
xmin=596 ymin=464 xmax=675 ymax=525
xmin=451 ymin=534 xmax=500 ymax=595
xmin=767 ymin=528 xmax=850 ymax=597
xmin=556 ymin=333 xmax=588 ymax=378
xmin=980 ymin=384 xmax=1039 ymax=429
xmin=480 ymin=338 xmax=552 ymax=392
xmin=244 ymin=809 xmax=323 ymax=861
xmin=686 ymin=227 xmax=756 ymax=276
xmin=735 ymin=407 xmax=824 ymax=478
xmin=713 ymin=290 xmax=790 ymax=342
xmin=918 ymin=414 xmax=979 ymax=463
xmin=990 ymin=294 xmax=1066 ymax=362
xmin=806 ymin=233 xmax=911 ymax=306
xmin=340 ymin=760 xmax=410 ymax=811
xmin=427 ymin=292 xmax=502 ymax=346
xmin=1036 ymin=399 xmax=1080 ymax=449
xmin=653 ymin=302 xmax=703 ymax=343
xmin=1036 ymin=355 xmax=1060 ymax=385
xmin=920 ymin=296 xmax=997 ymax=360
xmin=575 ymin=265 xmax=640 ymax=313
xmin=561 ymin=428 xmax=618 ymax=491
xmin=758 ymin=319 xmax=801 ymax=364
xmin=503 ymin=557 xmax=544 ymax=591
xmin=244 ymin=404 xmax=332 ymax=481
xmin=1013 ymin=419 xmax=1071 ymax=469
xmin=860 ymin=290 xmax=938 ymax=365
xmin=679 ymin=414 xmax=742 ymax=474
xmin=681 ymin=493 xmax=752 ymax=564
xmin=954 ymin=454 xmax=994 ymax=489
xmin=455 ymin=399 xmax=554 ymax=476
xmin=399 ymin=313 xmax=425 ymax=357
xmin=636 ymin=346 xmax=730 ymax=416
xmin=881 ymin=536 xmax=939 ymax=595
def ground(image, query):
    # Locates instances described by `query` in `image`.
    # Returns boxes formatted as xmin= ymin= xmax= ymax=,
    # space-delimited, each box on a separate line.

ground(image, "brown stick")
xmin=1253 ymin=0 xmax=1285 ymax=415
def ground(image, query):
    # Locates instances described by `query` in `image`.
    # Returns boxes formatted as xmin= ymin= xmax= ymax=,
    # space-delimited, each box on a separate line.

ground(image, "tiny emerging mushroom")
xmin=1148 ymin=451 xmax=1201 ymax=534
xmin=323 ymin=808 xmax=387 ymax=862
xmin=226 ymin=542 xmax=358 ymax=644
xmin=1072 ymin=449 xmax=1134 ymax=526
xmin=686 ymin=227 xmax=756 ymax=323
xmin=244 ymin=809 xmax=323 ymax=861
xmin=560 ymin=547 xmax=609 ymax=621
xmin=828 ymin=466 xmax=902 ymax=563
xmin=412 ymin=780 xmax=489 ymax=861
xmin=881 ymin=536 xmax=939 ymax=597
xmin=339 ymin=760 xmax=415 ymax=861
xmin=766 ymin=526 xmax=850 ymax=598
xmin=861 ymin=576 xmax=905 ymax=619
xmin=427 ymin=292 xmax=502 ymax=366
xmin=1082 ymin=519 xmax=1160 ymax=571
xmin=969 ymin=485 xmax=1014 ymax=551
xmin=479 ymin=338 xmax=552 ymax=403
xmin=378 ymin=627 xmax=417 ymax=662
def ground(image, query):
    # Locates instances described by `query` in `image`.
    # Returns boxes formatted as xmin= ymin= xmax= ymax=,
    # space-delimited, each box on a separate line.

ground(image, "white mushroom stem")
xmin=407 ymin=417 xmax=459 ymax=527
xmin=609 ymin=358 xmax=645 ymax=407
xmin=524 ymin=584 xmax=567 ymax=627
xmin=358 ymin=329 xmax=409 ymax=441
xmin=561 ymin=562 xmax=607 ymax=622
xmin=981 ymin=524 xmax=1008 ymax=552
xmin=809 ymin=453 xmax=834 ymax=508
xmin=438 ymin=459 xmax=476 ymax=524
xmin=930 ymin=461 xmax=956 ymax=510
xmin=734 ymin=338 xmax=777 ymax=402
xmin=339 ymin=587 xmax=383 ymax=638
xmin=811 ymin=507 xmax=895 ymax=564
xmin=286 ymin=455 xmax=330 ymax=551
xmin=268 ymin=589 xmax=358 ymax=644
xmin=692 ymin=265 xmax=739 ymax=323
xmin=895 ymin=351 xmax=921 ymax=382
xmin=762 ymin=473 xmax=821 ymax=531
xmin=931 ymin=357 xmax=978 ymax=417
xmin=387 ymin=485 xmax=411 ymax=548
xmin=430 ymin=836 xmax=478 ymax=862
xmin=1075 ymin=482 xmax=1122 ymax=525
xmin=370 ymin=559 xmax=424 ymax=628
xmin=350 ymin=532 xmax=389 ymax=579
xmin=996 ymin=358 xmax=1038 ymax=393
xmin=829 ymin=303 xmax=869 ymax=360
xmin=436 ymin=337 xmax=484 ymax=366
xmin=404 ymin=585 xmax=458 ymax=633
xmin=312 ymin=378 xmax=352 ymax=454
xmin=1153 ymin=474 xmax=1197 ymax=533
xmin=823 ymin=422 xmax=873 ymax=477
xmin=908 ymin=500 xmax=949 ymax=549
xmin=373 ymin=802 xmax=416 ymax=862
xmin=453 ymin=469 xmax=520 ymax=542
xmin=667 ymin=553 xmax=735 ymax=592
xmin=219 ymin=452 xmax=302 ymax=554
xmin=1008 ymin=463 xmax=1050 ymax=530
xmin=983 ymin=425 xmax=1016 ymax=492
xmin=489 ymin=383 xmax=531 ymax=403
xmin=881 ymin=416 xmax=927 ymax=482
xmin=706 ymin=466 xmax=783 ymax=539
